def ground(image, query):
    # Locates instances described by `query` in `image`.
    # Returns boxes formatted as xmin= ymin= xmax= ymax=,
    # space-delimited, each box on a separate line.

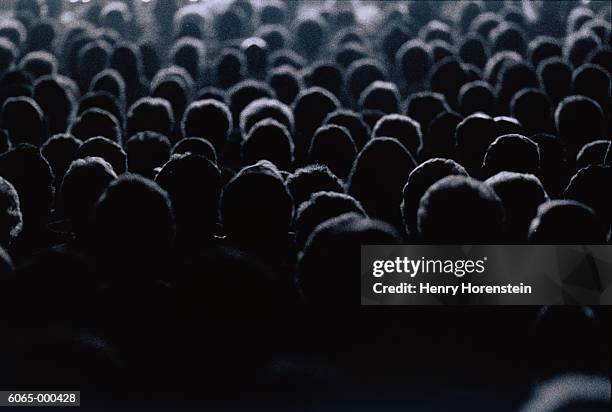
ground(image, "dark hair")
xmin=458 ymin=80 xmax=497 ymax=116
xmin=1 ymin=96 xmax=46 ymax=146
xmin=171 ymin=137 xmax=217 ymax=165
xmin=126 ymin=97 xmax=175 ymax=140
xmin=266 ymin=65 xmax=302 ymax=106
xmin=482 ymin=134 xmax=541 ymax=178
xmin=510 ymin=88 xmax=553 ymax=135
xmin=308 ymin=124 xmax=357 ymax=180
xmin=455 ymin=113 xmax=498 ymax=177
xmin=239 ymin=97 xmax=294 ymax=136
xmin=181 ymin=99 xmax=233 ymax=152
xmin=372 ymin=114 xmax=422 ymax=158
xmin=555 ymin=95 xmax=605 ymax=159
xmin=417 ymin=175 xmax=505 ymax=243
xmin=323 ymin=109 xmax=371 ymax=151
xmin=0 ymin=176 xmax=23 ymax=248
xmin=40 ymin=133 xmax=82 ymax=185
xmin=358 ymin=81 xmax=400 ymax=114
xmin=125 ymin=132 xmax=171 ymax=179
xmin=241 ymin=119 xmax=294 ymax=171
xmin=286 ymin=164 xmax=344 ymax=207
xmin=70 ymin=108 xmax=122 ymax=145
xmin=33 ymin=76 xmax=74 ymax=135
xmin=75 ymin=136 xmax=127 ymax=175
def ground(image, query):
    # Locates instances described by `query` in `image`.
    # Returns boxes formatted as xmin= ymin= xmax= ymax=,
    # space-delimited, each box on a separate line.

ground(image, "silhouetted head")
xmin=90 ymin=174 xmax=174 ymax=274
xmin=76 ymin=91 xmax=123 ymax=130
xmin=485 ymin=172 xmax=548 ymax=242
xmin=266 ymin=65 xmax=302 ymax=106
xmin=220 ymin=161 xmax=294 ymax=243
xmin=358 ymin=81 xmax=399 ymax=114
xmin=571 ymin=63 xmax=611 ymax=112
xmin=511 ymin=88 xmax=553 ymax=135
xmin=241 ymin=37 xmax=269 ymax=78
xmin=171 ymin=137 xmax=217 ymax=165
xmin=0 ymin=144 xmax=53 ymax=231
xmin=270 ymin=48 xmax=307 ymax=70
xmin=90 ymin=68 xmax=126 ymax=105
xmin=346 ymin=58 xmax=386 ymax=102
xmin=239 ymin=98 xmax=294 ymax=137
xmin=555 ymin=95 xmax=605 ymax=158
xmin=0 ymin=38 xmax=17 ymax=75
xmin=40 ymin=134 xmax=82 ymax=185
xmin=76 ymin=40 xmax=111 ymax=92
xmin=241 ymin=119 xmax=294 ymax=171
xmin=228 ymin=80 xmax=274 ymax=127
xmin=429 ymin=57 xmax=470 ymax=108
xmin=70 ymin=108 xmax=121 ymax=145
xmin=490 ymin=22 xmax=528 ymax=56
xmin=0 ymin=176 xmax=22 ymax=248
xmin=404 ymin=92 xmax=450 ymax=135
xmin=304 ymin=61 xmax=344 ymax=98
xmin=75 ymin=136 xmax=126 ymax=175
xmin=19 ymin=51 xmax=57 ymax=79
xmin=214 ymin=48 xmax=246 ymax=89
xmin=529 ymin=200 xmax=607 ymax=243
xmin=286 ymin=164 xmax=344 ymax=207
xmin=295 ymin=18 xmax=326 ymax=59
xmin=295 ymin=191 xmax=366 ymax=249
xmin=381 ymin=25 xmax=410 ymax=63
xmin=347 ymin=138 xmax=416 ymax=228
xmin=33 ymin=76 xmax=74 ymax=135
xmin=308 ymin=124 xmax=356 ymax=180
xmin=257 ymin=24 xmax=289 ymax=51
xmin=564 ymin=30 xmax=600 ymax=67
xmin=459 ymin=34 xmax=489 ymax=69
xmin=151 ymin=79 xmax=190 ymax=127
xmin=215 ymin=8 xmax=246 ymax=42
xmin=372 ymin=114 xmax=422 ymax=158
xmin=109 ymin=43 xmax=143 ymax=93
xmin=426 ymin=110 xmax=463 ymax=159
xmin=126 ymin=97 xmax=174 ymax=140
xmin=417 ymin=175 xmax=505 ymax=243
xmin=458 ymin=80 xmax=497 ymax=116
xmin=1 ymin=96 xmax=46 ymax=146
xmin=455 ymin=113 xmax=498 ymax=177
xmin=497 ymin=61 xmax=539 ymax=113
xmin=323 ymin=109 xmax=371 ymax=151
xmin=171 ymin=37 xmax=204 ymax=83
xmin=564 ymin=165 xmax=612 ymax=224
xmin=482 ymin=134 xmax=540 ymax=178
xmin=297 ymin=213 xmax=401 ymax=306
xmin=529 ymin=36 xmax=563 ymax=67
xmin=537 ymin=57 xmax=573 ymax=105
xmin=292 ymin=87 xmax=340 ymax=159
xmin=60 ymin=156 xmax=116 ymax=236
xmin=586 ymin=45 xmax=611 ymax=74
xmin=125 ymin=132 xmax=171 ymax=179
xmin=182 ymin=99 xmax=232 ymax=153
xmin=335 ymin=42 xmax=367 ymax=69
xmin=484 ymin=51 xmax=522 ymax=86
xmin=155 ymin=154 xmax=221 ymax=245
xmin=401 ymin=158 xmax=468 ymax=238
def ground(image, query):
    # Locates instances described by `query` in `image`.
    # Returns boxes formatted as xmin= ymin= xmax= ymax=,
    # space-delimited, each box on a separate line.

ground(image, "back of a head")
xmin=241 ymin=118 xmax=294 ymax=171
xmin=239 ymin=97 xmax=294 ymax=137
xmin=564 ymin=165 xmax=612 ymax=224
xmin=458 ymin=80 xmax=497 ymax=116
xmin=372 ymin=114 xmax=422 ymax=159
xmin=308 ymin=124 xmax=357 ymax=180
xmin=34 ymin=76 xmax=74 ymax=136
xmin=0 ymin=144 xmax=53 ymax=231
xmin=429 ymin=57 xmax=470 ymax=108
xmin=571 ymin=63 xmax=611 ymax=111
xmin=40 ymin=134 xmax=82 ymax=185
xmin=345 ymin=58 xmax=387 ymax=103
xmin=220 ymin=162 xmax=294 ymax=243
xmin=267 ymin=65 xmax=302 ymax=106
xmin=126 ymin=132 xmax=171 ymax=179
xmin=537 ymin=57 xmax=573 ymax=105
xmin=528 ymin=200 xmax=607 ymax=244
xmin=482 ymin=134 xmax=541 ymax=178
xmin=171 ymin=137 xmax=217 ymax=165
xmin=576 ymin=140 xmax=611 ymax=170
xmin=555 ymin=95 xmax=604 ymax=158
xmin=285 ymin=164 xmax=344 ymax=207
xmin=76 ymin=91 xmax=123 ymax=130
xmin=1 ymin=96 xmax=46 ymax=146
xmin=510 ymin=88 xmax=553 ymax=135
xmin=75 ymin=136 xmax=127 ymax=175
xmin=358 ymin=80 xmax=399 ymax=114
xmin=529 ymin=36 xmax=563 ymax=68
xmin=228 ymin=80 xmax=274 ymax=127
xmin=347 ymin=138 xmax=417 ymax=228
xmin=70 ymin=108 xmax=122 ymax=145
xmin=396 ymin=39 xmax=432 ymax=86
xmin=417 ymin=175 xmax=505 ymax=243
xmin=295 ymin=191 xmax=366 ymax=249
xmin=60 ymin=157 xmax=116 ymax=235
xmin=91 ymin=174 xmax=175 ymax=269
xmin=303 ymin=61 xmax=344 ymax=99
xmin=323 ymin=109 xmax=371 ymax=151
xmin=455 ymin=113 xmax=498 ymax=177
xmin=297 ymin=213 xmax=401 ymax=306
xmin=126 ymin=97 xmax=174 ymax=140
xmin=485 ymin=172 xmax=548 ymax=242
xmin=401 ymin=158 xmax=468 ymax=238
xmin=155 ymin=154 xmax=221 ymax=243
xmin=181 ymin=99 xmax=232 ymax=153
xmin=404 ymin=92 xmax=450 ymax=136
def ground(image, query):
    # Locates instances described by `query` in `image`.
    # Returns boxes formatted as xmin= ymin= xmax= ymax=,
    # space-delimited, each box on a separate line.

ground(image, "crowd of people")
xmin=0 ymin=0 xmax=610 ymax=409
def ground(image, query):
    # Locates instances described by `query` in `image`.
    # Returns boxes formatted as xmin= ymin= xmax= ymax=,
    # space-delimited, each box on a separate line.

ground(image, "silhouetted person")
xmin=297 ymin=212 xmax=401 ymax=306
xmin=70 ymin=108 xmax=122 ymax=145
xmin=214 ymin=48 xmax=246 ymax=89
xmin=576 ymin=140 xmax=611 ymax=170
xmin=485 ymin=172 xmax=549 ymax=242
xmin=564 ymin=164 xmax=612 ymax=226
xmin=528 ymin=200 xmax=607 ymax=244
xmin=126 ymin=97 xmax=175 ymax=141
xmin=59 ymin=156 xmax=117 ymax=239
xmin=40 ymin=134 xmax=82 ymax=186
xmin=182 ymin=99 xmax=233 ymax=154
xmin=455 ymin=113 xmax=498 ymax=178
xmin=347 ymin=138 xmax=416 ymax=228
xmin=529 ymin=36 xmax=563 ymax=67
xmin=537 ymin=57 xmax=573 ymax=106
xmin=76 ymin=91 xmax=124 ymax=130
xmin=228 ymin=80 xmax=274 ymax=128
xmin=0 ymin=176 xmax=22 ymax=249
xmin=510 ymin=88 xmax=553 ymax=135
xmin=155 ymin=154 xmax=221 ymax=255
xmin=555 ymin=95 xmax=605 ymax=161
xmin=1 ymin=96 xmax=46 ymax=146
xmin=482 ymin=134 xmax=541 ymax=178
xmin=429 ymin=57 xmax=470 ymax=109
xmin=417 ymin=175 xmax=506 ymax=243
xmin=126 ymin=132 xmax=171 ymax=179
xmin=372 ymin=114 xmax=422 ymax=159
xmin=266 ymin=65 xmax=302 ymax=106
xmin=172 ymin=137 xmax=217 ymax=165
xmin=401 ymin=158 xmax=468 ymax=238
xmin=358 ymin=81 xmax=399 ymax=114
xmin=458 ymin=80 xmax=497 ymax=116
xmin=239 ymin=98 xmax=294 ymax=137
xmin=308 ymin=124 xmax=356 ymax=180
xmin=34 ymin=76 xmax=75 ymax=135
xmin=75 ymin=136 xmax=127 ymax=175
xmin=241 ymin=119 xmax=294 ymax=171
xmin=286 ymin=164 xmax=344 ymax=207
xmin=323 ymin=109 xmax=371 ymax=151
xmin=90 ymin=68 xmax=126 ymax=106
xmin=346 ymin=58 xmax=386 ymax=103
